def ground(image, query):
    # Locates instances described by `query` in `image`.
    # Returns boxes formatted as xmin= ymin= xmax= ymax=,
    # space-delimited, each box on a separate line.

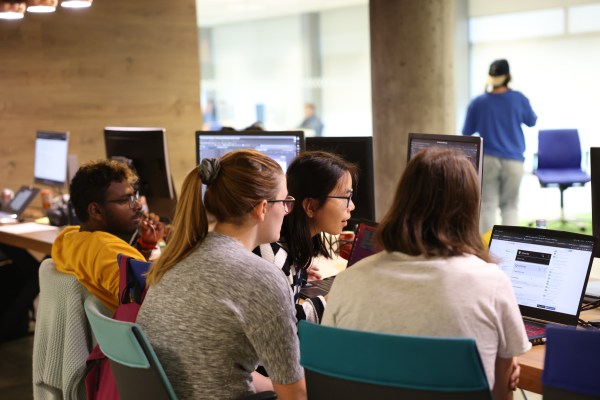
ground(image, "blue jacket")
xmin=462 ymin=89 xmax=537 ymax=161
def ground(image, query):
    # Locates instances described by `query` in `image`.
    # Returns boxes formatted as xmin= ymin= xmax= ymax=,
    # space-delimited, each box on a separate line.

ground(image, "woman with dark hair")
xmin=137 ymin=150 xmax=306 ymax=400
xmin=322 ymin=148 xmax=530 ymax=400
xmin=255 ymin=150 xmax=357 ymax=323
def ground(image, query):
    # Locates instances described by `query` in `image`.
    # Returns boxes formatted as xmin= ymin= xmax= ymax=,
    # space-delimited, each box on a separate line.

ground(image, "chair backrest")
xmin=537 ymin=129 xmax=582 ymax=170
xmin=32 ymin=258 xmax=92 ymax=399
xmin=542 ymin=325 xmax=600 ymax=400
xmin=83 ymin=296 xmax=178 ymax=400
xmin=298 ymin=321 xmax=491 ymax=400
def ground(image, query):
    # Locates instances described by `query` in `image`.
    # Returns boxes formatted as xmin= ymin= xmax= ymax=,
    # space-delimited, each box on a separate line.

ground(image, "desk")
xmin=0 ymin=222 xmax=60 ymax=254
xmin=518 ymin=307 xmax=600 ymax=394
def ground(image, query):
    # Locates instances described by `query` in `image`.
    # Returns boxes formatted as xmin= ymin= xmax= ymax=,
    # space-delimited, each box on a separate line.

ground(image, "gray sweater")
xmin=137 ymin=232 xmax=303 ymax=400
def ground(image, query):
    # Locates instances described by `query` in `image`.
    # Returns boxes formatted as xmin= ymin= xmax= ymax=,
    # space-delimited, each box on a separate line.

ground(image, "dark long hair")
xmin=281 ymin=151 xmax=358 ymax=270
xmin=376 ymin=147 xmax=490 ymax=262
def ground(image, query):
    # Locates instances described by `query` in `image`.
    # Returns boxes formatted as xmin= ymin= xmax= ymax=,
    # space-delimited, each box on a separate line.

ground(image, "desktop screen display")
xmin=104 ymin=127 xmax=176 ymax=220
xmin=34 ymin=131 xmax=70 ymax=187
xmin=305 ymin=136 xmax=376 ymax=224
xmin=195 ymin=131 xmax=305 ymax=172
xmin=407 ymin=133 xmax=484 ymax=179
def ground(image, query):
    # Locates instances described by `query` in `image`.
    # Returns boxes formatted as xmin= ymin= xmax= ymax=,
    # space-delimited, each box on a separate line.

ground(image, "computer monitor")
xmin=407 ymin=133 xmax=484 ymax=180
xmin=305 ymin=136 xmax=376 ymax=225
xmin=34 ymin=131 xmax=70 ymax=188
xmin=195 ymin=131 xmax=305 ymax=172
xmin=104 ymin=127 xmax=176 ymax=221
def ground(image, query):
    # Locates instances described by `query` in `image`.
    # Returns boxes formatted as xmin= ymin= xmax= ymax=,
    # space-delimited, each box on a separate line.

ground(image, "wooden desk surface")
xmin=518 ymin=307 xmax=600 ymax=394
xmin=0 ymin=222 xmax=60 ymax=255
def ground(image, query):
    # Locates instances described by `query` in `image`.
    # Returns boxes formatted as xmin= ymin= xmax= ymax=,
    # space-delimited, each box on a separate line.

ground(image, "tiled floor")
xmin=0 ymin=174 xmax=590 ymax=399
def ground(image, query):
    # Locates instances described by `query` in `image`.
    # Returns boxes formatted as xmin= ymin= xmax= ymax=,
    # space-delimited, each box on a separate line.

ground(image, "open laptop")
xmin=0 ymin=186 xmax=40 ymax=223
xmin=300 ymin=221 xmax=381 ymax=299
xmin=488 ymin=225 xmax=596 ymax=345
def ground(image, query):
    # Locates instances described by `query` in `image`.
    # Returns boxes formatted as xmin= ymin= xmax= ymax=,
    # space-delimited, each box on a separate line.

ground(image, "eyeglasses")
xmin=327 ymin=191 xmax=353 ymax=208
xmin=267 ymin=195 xmax=295 ymax=215
xmin=103 ymin=192 xmax=140 ymax=209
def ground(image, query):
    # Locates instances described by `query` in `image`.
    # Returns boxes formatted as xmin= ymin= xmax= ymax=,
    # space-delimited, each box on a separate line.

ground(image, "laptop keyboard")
xmin=309 ymin=276 xmax=334 ymax=292
xmin=525 ymin=323 xmax=545 ymax=338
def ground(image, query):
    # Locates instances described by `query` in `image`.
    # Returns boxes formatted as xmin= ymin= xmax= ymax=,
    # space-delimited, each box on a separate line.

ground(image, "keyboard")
xmin=299 ymin=276 xmax=335 ymax=299
xmin=524 ymin=321 xmax=546 ymax=345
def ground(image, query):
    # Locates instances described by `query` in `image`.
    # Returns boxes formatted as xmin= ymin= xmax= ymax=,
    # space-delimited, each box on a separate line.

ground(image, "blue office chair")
xmin=542 ymin=325 xmax=600 ymax=400
xmin=534 ymin=129 xmax=590 ymax=229
xmin=298 ymin=321 xmax=491 ymax=400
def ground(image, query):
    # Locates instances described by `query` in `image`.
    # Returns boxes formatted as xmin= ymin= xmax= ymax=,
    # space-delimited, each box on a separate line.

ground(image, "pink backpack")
xmin=85 ymin=254 xmax=151 ymax=400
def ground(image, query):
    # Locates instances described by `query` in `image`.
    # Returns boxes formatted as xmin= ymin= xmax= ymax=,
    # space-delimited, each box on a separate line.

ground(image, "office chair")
xmin=542 ymin=325 xmax=600 ymax=399
xmin=533 ymin=129 xmax=590 ymax=230
xmin=33 ymin=258 xmax=93 ymax=399
xmin=298 ymin=321 xmax=491 ymax=400
xmin=84 ymin=296 xmax=277 ymax=400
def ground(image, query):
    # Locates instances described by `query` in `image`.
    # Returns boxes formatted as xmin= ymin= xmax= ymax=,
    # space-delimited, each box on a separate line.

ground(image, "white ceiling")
xmin=196 ymin=0 xmax=368 ymax=27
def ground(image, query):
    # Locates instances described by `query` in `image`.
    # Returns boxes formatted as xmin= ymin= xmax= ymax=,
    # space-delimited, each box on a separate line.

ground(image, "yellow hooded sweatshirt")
xmin=51 ymin=225 xmax=144 ymax=311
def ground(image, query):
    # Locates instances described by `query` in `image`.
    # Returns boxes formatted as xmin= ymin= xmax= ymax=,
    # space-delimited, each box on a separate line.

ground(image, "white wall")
xmin=320 ymin=5 xmax=372 ymax=136
xmin=209 ymin=16 xmax=304 ymax=130
xmin=202 ymin=4 xmax=372 ymax=135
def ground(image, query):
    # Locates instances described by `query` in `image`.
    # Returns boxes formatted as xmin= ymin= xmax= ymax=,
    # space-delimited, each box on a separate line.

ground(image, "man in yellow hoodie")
xmin=51 ymin=160 xmax=164 ymax=311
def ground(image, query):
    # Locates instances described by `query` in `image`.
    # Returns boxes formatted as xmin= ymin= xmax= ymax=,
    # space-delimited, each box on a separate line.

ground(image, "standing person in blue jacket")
xmin=463 ymin=59 xmax=537 ymax=233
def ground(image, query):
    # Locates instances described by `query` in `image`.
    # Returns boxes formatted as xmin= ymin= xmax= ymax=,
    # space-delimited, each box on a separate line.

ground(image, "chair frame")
xmin=298 ymin=321 xmax=491 ymax=400
xmin=84 ymin=296 xmax=178 ymax=400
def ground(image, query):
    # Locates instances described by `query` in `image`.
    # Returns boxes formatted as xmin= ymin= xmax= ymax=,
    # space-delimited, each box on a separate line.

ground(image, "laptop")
xmin=0 ymin=186 xmax=40 ymax=223
xmin=488 ymin=225 xmax=596 ymax=345
xmin=300 ymin=221 xmax=381 ymax=299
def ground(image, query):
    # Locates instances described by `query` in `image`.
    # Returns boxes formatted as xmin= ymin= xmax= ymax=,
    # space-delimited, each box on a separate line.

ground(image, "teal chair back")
xmin=298 ymin=321 xmax=491 ymax=400
xmin=83 ymin=296 xmax=178 ymax=400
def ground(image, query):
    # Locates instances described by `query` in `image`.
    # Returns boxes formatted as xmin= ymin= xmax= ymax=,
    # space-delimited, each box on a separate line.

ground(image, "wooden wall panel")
xmin=0 ymin=0 xmax=200 ymax=201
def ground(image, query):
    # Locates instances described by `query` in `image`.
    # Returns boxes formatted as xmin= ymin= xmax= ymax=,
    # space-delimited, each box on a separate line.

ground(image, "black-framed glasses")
xmin=103 ymin=192 xmax=140 ymax=209
xmin=327 ymin=191 xmax=353 ymax=208
xmin=267 ymin=195 xmax=295 ymax=215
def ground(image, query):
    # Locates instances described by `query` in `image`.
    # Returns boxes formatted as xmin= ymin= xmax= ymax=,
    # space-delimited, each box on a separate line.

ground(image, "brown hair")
xmin=376 ymin=147 xmax=490 ymax=262
xmin=146 ymin=149 xmax=283 ymax=286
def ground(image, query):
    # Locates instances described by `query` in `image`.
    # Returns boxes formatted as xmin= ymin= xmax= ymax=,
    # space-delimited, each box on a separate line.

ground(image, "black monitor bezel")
xmin=407 ymin=133 xmax=484 ymax=180
xmin=195 ymin=130 xmax=305 ymax=167
xmin=305 ymin=136 xmax=376 ymax=224
xmin=104 ymin=126 xmax=176 ymax=220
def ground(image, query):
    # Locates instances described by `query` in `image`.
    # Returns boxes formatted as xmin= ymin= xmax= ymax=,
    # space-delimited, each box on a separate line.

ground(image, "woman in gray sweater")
xmin=137 ymin=150 xmax=306 ymax=400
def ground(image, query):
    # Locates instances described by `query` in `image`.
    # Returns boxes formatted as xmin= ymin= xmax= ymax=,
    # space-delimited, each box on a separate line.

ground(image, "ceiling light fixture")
xmin=26 ymin=0 xmax=57 ymax=13
xmin=60 ymin=0 xmax=91 ymax=9
xmin=0 ymin=1 xmax=26 ymax=19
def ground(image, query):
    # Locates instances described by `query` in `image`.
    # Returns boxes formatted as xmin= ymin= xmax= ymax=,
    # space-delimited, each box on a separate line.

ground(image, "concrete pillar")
xmin=369 ymin=0 xmax=468 ymax=219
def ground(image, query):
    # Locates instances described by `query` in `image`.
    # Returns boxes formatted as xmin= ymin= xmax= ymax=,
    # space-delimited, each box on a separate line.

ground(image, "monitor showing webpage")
xmin=489 ymin=226 xmax=594 ymax=318
xmin=34 ymin=131 xmax=69 ymax=187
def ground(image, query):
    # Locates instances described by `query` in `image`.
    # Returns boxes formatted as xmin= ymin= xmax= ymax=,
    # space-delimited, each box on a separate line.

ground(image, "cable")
xmin=580 ymin=298 xmax=600 ymax=312
xmin=577 ymin=318 xmax=600 ymax=329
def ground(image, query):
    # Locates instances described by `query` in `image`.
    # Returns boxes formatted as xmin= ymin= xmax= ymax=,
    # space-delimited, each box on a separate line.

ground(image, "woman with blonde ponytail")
xmin=137 ymin=150 xmax=306 ymax=400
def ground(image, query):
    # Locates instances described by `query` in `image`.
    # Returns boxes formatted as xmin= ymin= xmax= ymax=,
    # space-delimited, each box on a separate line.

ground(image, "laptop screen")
xmin=489 ymin=225 xmax=595 ymax=326
xmin=347 ymin=222 xmax=382 ymax=268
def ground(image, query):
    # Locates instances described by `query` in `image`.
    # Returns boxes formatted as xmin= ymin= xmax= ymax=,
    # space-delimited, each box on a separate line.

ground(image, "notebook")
xmin=0 ymin=186 xmax=40 ymax=223
xmin=300 ymin=221 xmax=381 ymax=299
xmin=488 ymin=225 xmax=596 ymax=345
